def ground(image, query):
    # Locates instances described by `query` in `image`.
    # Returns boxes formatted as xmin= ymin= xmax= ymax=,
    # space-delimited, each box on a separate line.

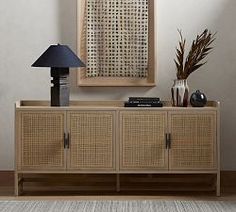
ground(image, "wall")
xmin=0 ymin=0 xmax=235 ymax=170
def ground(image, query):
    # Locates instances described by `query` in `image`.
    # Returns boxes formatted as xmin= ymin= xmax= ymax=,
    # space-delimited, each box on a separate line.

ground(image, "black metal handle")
xmin=165 ymin=133 xmax=172 ymax=149
xmin=165 ymin=133 xmax=169 ymax=149
xmin=64 ymin=133 xmax=67 ymax=149
xmin=64 ymin=133 xmax=69 ymax=149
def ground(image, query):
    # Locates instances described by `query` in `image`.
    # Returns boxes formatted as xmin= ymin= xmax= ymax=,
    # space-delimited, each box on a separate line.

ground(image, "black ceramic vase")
xmin=190 ymin=90 xmax=207 ymax=107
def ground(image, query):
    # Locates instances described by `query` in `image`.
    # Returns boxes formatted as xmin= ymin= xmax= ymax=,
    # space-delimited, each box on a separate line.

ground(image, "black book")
xmin=124 ymin=101 xmax=163 ymax=107
xmin=128 ymin=97 xmax=160 ymax=102
xmin=129 ymin=100 xmax=161 ymax=104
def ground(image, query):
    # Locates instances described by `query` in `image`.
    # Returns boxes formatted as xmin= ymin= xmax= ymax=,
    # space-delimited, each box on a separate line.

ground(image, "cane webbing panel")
xmin=68 ymin=112 xmax=114 ymax=170
xmin=85 ymin=0 xmax=148 ymax=78
xmin=169 ymin=113 xmax=216 ymax=170
xmin=120 ymin=111 xmax=167 ymax=170
xmin=20 ymin=112 xmax=65 ymax=169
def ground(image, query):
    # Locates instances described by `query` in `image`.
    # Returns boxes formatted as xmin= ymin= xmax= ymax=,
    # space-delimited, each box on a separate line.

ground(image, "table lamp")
xmin=32 ymin=44 xmax=85 ymax=106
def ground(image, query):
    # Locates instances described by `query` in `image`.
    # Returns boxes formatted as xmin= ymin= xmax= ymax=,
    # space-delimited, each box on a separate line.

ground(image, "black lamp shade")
xmin=31 ymin=44 xmax=85 ymax=68
xmin=31 ymin=44 xmax=85 ymax=107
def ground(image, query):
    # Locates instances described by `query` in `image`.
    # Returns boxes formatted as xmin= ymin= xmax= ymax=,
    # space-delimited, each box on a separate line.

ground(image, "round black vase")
xmin=190 ymin=90 xmax=207 ymax=107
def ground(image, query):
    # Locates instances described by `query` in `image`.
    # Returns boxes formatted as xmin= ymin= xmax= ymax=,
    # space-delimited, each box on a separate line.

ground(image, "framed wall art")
xmin=77 ymin=0 xmax=156 ymax=87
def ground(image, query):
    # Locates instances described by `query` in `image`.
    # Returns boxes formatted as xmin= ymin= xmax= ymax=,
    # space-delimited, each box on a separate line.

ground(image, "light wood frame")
xmin=76 ymin=0 xmax=156 ymax=87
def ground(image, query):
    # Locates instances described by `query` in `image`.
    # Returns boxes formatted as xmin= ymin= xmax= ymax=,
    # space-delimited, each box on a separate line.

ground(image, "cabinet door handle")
xmin=165 ymin=133 xmax=172 ymax=149
xmin=64 ymin=133 xmax=67 ymax=149
xmin=64 ymin=133 xmax=69 ymax=149
xmin=165 ymin=133 xmax=169 ymax=149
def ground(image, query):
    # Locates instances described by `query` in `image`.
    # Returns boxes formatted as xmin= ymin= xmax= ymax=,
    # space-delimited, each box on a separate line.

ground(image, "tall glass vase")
xmin=171 ymin=79 xmax=189 ymax=107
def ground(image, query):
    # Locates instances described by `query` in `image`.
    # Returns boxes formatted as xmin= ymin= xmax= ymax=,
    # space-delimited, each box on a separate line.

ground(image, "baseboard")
xmin=0 ymin=171 xmax=14 ymax=186
xmin=221 ymin=171 xmax=236 ymax=187
xmin=1 ymin=171 xmax=236 ymax=187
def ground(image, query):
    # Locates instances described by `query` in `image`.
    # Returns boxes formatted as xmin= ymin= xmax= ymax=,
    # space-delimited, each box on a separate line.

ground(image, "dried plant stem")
xmin=174 ymin=29 xmax=216 ymax=80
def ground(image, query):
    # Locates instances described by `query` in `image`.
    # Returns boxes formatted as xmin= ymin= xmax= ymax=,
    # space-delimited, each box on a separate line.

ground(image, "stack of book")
xmin=124 ymin=97 xmax=163 ymax=107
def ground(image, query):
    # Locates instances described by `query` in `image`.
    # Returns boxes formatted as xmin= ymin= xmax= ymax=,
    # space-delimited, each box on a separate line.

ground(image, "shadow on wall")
xmin=189 ymin=0 xmax=236 ymax=97
xmin=211 ymin=0 xmax=236 ymax=94
xmin=211 ymin=1 xmax=236 ymax=170
xmin=57 ymin=0 xmax=77 ymax=48
xmin=57 ymin=0 xmax=153 ymax=100
xmin=57 ymin=0 xmax=80 ymax=93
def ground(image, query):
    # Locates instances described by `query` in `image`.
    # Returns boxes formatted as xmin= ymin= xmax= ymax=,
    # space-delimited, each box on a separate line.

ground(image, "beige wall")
xmin=0 ymin=0 xmax=235 ymax=170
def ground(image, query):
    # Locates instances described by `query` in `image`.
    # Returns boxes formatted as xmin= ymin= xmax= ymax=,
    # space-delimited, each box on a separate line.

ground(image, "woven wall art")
xmin=85 ymin=0 xmax=149 ymax=78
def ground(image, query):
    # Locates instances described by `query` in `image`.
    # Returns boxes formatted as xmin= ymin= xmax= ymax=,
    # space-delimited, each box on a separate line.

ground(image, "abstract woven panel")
xmin=85 ymin=0 xmax=149 ymax=78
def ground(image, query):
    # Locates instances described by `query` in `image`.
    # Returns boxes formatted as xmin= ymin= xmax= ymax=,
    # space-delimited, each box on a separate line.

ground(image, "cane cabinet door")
xmin=120 ymin=111 xmax=168 ymax=171
xmin=169 ymin=111 xmax=217 ymax=170
xmin=17 ymin=111 xmax=66 ymax=171
xmin=67 ymin=111 xmax=115 ymax=171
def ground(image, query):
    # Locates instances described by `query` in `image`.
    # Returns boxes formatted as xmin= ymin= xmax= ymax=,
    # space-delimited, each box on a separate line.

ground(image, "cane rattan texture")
xmin=20 ymin=112 xmax=65 ymax=170
xmin=169 ymin=113 xmax=216 ymax=170
xmin=120 ymin=111 xmax=168 ymax=170
xmin=85 ymin=0 xmax=149 ymax=78
xmin=68 ymin=112 xmax=114 ymax=170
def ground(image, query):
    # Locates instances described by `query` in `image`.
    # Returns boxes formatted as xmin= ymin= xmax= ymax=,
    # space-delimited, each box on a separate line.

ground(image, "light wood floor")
xmin=0 ymin=187 xmax=236 ymax=201
xmin=1 ymin=172 xmax=236 ymax=201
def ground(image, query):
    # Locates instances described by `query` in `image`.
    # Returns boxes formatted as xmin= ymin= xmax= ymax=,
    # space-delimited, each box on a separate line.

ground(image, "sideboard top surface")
xmin=15 ymin=100 xmax=220 ymax=111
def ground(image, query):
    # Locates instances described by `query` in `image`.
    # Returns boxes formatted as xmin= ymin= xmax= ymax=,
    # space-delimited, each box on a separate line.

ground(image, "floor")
xmin=1 ymin=184 xmax=236 ymax=201
xmin=1 ymin=173 xmax=236 ymax=201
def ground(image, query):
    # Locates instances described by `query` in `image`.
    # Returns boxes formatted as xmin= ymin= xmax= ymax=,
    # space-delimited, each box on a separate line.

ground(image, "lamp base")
xmin=51 ymin=68 xmax=70 ymax=106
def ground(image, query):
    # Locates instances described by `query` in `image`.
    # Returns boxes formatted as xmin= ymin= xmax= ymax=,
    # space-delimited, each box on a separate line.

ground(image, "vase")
xmin=171 ymin=79 xmax=189 ymax=107
xmin=190 ymin=90 xmax=207 ymax=107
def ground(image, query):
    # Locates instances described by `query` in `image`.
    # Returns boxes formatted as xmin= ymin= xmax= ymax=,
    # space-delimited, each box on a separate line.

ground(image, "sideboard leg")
xmin=15 ymin=173 xmax=24 ymax=196
xmin=216 ymin=172 xmax=221 ymax=197
xmin=19 ymin=174 xmax=24 ymax=195
xmin=14 ymin=172 xmax=19 ymax=196
xmin=116 ymin=174 xmax=120 ymax=192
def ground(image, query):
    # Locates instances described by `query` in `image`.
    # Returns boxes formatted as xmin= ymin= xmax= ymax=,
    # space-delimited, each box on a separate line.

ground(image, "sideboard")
xmin=15 ymin=100 xmax=220 ymax=196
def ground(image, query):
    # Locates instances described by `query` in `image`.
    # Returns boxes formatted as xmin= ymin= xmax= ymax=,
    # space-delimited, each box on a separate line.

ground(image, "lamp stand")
xmin=50 ymin=68 xmax=70 ymax=106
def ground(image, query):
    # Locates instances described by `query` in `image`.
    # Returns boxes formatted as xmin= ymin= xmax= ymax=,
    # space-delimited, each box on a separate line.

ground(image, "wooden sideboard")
xmin=15 ymin=100 xmax=220 ymax=196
